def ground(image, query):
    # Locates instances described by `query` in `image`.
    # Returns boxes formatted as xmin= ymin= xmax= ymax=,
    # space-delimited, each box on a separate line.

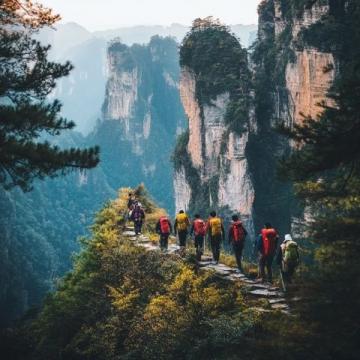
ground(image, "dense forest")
xmin=0 ymin=3 xmax=184 ymax=327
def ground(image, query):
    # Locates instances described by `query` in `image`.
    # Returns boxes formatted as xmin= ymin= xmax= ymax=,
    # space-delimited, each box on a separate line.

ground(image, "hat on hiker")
xmin=284 ymin=234 xmax=292 ymax=242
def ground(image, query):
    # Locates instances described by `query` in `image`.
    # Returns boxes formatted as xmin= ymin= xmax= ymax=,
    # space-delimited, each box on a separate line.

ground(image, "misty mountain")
xmin=39 ymin=22 xmax=257 ymax=135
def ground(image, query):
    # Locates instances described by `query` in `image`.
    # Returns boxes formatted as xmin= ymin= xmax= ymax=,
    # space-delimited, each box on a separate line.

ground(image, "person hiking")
xmin=228 ymin=215 xmax=248 ymax=273
xmin=156 ymin=215 xmax=172 ymax=251
xmin=174 ymin=210 xmax=190 ymax=248
xmin=127 ymin=193 xmax=136 ymax=211
xmin=206 ymin=211 xmax=225 ymax=264
xmin=256 ymin=222 xmax=279 ymax=283
xmin=276 ymin=234 xmax=299 ymax=291
xmin=123 ymin=193 xmax=136 ymax=230
xmin=190 ymin=214 xmax=206 ymax=261
xmin=130 ymin=201 xmax=145 ymax=235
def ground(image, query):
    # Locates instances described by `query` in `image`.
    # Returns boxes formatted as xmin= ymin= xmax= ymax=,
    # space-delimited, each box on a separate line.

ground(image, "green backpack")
xmin=284 ymin=241 xmax=299 ymax=266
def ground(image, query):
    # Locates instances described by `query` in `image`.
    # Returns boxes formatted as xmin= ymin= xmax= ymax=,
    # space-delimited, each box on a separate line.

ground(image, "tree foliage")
xmin=277 ymin=1 xmax=360 ymax=357
xmin=0 ymin=0 xmax=99 ymax=191
xmin=180 ymin=16 xmax=251 ymax=133
xmin=2 ymin=186 xmax=265 ymax=359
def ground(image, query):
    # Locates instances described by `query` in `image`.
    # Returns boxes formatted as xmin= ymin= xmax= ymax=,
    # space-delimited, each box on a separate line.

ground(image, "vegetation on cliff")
xmin=0 ymin=33 xmax=184 ymax=326
xmin=277 ymin=1 xmax=360 ymax=357
xmin=2 ymin=186 xmax=275 ymax=360
xmin=180 ymin=16 xmax=251 ymax=133
xmin=174 ymin=18 xmax=252 ymax=217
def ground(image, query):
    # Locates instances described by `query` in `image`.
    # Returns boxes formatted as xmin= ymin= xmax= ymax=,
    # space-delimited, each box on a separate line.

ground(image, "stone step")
xmin=271 ymin=303 xmax=290 ymax=311
xmin=202 ymin=255 xmax=213 ymax=262
xmin=251 ymin=307 xmax=272 ymax=313
xmin=240 ymin=278 xmax=258 ymax=285
xmin=137 ymin=236 xmax=151 ymax=243
xmin=228 ymin=273 xmax=247 ymax=281
xmin=245 ymin=284 xmax=274 ymax=291
xmin=121 ymin=229 xmax=292 ymax=315
xmin=269 ymin=298 xmax=287 ymax=305
xmin=198 ymin=261 xmax=213 ymax=267
xmin=123 ymin=231 xmax=136 ymax=237
xmin=213 ymin=269 xmax=233 ymax=277
xmin=248 ymin=289 xmax=284 ymax=298
xmin=206 ymin=264 xmax=237 ymax=273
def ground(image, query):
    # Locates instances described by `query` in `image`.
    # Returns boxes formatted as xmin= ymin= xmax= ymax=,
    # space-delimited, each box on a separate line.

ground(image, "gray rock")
xmin=271 ymin=303 xmax=290 ymax=310
xmin=123 ymin=231 xmax=136 ymax=237
xmin=269 ymin=298 xmax=286 ymax=304
xmin=249 ymin=289 xmax=282 ymax=297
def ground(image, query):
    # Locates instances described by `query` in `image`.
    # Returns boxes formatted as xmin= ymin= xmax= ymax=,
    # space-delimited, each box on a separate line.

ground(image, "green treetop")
xmin=0 ymin=0 xmax=99 ymax=191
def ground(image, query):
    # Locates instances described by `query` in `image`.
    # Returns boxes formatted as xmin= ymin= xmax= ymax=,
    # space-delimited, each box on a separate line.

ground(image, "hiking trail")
xmin=122 ymin=227 xmax=295 ymax=315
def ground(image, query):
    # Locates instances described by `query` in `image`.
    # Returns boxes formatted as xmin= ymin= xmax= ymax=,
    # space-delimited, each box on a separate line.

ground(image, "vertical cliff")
xmin=174 ymin=18 xmax=255 ymax=238
xmin=174 ymin=4 xmax=337 ymax=238
xmin=91 ymin=36 xmax=186 ymax=211
xmin=249 ymin=0 xmax=336 ymax=233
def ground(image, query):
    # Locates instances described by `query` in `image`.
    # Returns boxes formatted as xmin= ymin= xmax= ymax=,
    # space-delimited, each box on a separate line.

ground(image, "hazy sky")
xmin=40 ymin=0 xmax=262 ymax=31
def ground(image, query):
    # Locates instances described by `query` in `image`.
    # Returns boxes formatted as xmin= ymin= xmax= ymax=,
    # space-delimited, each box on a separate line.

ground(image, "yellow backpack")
xmin=209 ymin=217 xmax=222 ymax=236
xmin=176 ymin=213 xmax=189 ymax=231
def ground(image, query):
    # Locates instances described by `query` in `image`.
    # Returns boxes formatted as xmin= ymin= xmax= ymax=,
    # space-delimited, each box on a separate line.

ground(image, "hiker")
xmin=130 ymin=201 xmax=145 ymax=235
xmin=256 ymin=222 xmax=279 ymax=283
xmin=128 ymin=193 xmax=136 ymax=216
xmin=190 ymin=214 xmax=206 ymax=261
xmin=228 ymin=215 xmax=248 ymax=273
xmin=206 ymin=211 xmax=225 ymax=264
xmin=156 ymin=215 xmax=172 ymax=251
xmin=276 ymin=234 xmax=299 ymax=290
xmin=174 ymin=210 xmax=190 ymax=248
xmin=127 ymin=193 xmax=136 ymax=211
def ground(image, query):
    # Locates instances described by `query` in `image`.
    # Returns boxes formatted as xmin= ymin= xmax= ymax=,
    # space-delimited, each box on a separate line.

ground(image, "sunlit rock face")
xmin=253 ymin=0 xmax=336 ymax=234
xmin=174 ymin=3 xmax=336 ymax=239
xmin=285 ymin=1 xmax=335 ymax=125
xmin=179 ymin=67 xmax=203 ymax=169
xmin=176 ymin=64 xmax=256 ymax=238
xmin=174 ymin=166 xmax=191 ymax=213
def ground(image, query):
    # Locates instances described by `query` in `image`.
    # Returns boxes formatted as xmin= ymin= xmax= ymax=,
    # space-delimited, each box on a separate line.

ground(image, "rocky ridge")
xmin=122 ymin=226 xmax=291 ymax=314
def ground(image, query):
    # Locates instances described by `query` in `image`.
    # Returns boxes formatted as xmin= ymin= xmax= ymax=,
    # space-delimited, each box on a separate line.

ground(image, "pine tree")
xmin=0 ymin=0 xmax=99 ymax=191
xmin=279 ymin=1 xmax=360 ymax=357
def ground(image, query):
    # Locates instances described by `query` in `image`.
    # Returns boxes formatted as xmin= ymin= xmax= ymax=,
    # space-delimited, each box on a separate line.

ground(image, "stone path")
xmin=122 ymin=228 xmax=291 ymax=314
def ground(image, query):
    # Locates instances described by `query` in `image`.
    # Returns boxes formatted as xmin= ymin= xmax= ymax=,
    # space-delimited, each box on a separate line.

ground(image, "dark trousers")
xmin=194 ymin=235 xmax=204 ymax=261
xmin=282 ymin=263 xmax=296 ymax=284
xmin=259 ymin=254 xmax=275 ymax=282
xmin=134 ymin=221 xmax=143 ymax=235
xmin=160 ymin=234 xmax=169 ymax=250
xmin=210 ymin=235 xmax=222 ymax=262
xmin=232 ymin=242 xmax=244 ymax=271
xmin=178 ymin=230 xmax=188 ymax=247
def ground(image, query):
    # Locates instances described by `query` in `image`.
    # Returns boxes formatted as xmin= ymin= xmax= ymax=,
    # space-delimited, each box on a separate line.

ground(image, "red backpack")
xmin=160 ymin=217 xmax=170 ymax=234
xmin=193 ymin=219 xmax=206 ymax=236
xmin=232 ymin=221 xmax=246 ymax=243
xmin=261 ymin=228 xmax=278 ymax=256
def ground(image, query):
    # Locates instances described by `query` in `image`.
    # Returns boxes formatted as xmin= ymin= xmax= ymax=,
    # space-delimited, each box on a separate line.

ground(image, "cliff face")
xmin=248 ymin=0 xmax=336 ymax=233
xmin=174 ymin=21 xmax=255 ymax=238
xmin=283 ymin=1 xmax=335 ymax=125
xmin=93 ymin=36 xmax=186 ymax=211
xmin=175 ymin=5 xmax=336 ymax=237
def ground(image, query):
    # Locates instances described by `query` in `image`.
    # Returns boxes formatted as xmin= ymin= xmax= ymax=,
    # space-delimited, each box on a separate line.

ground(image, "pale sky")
xmin=40 ymin=0 xmax=262 ymax=31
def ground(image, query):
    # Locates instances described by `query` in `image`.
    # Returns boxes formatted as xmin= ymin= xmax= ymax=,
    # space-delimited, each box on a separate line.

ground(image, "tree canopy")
xmin=278 ymin=1 xmax=360 ymax=356
xmin=0 ymin=0 xmax=99 ymax=191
